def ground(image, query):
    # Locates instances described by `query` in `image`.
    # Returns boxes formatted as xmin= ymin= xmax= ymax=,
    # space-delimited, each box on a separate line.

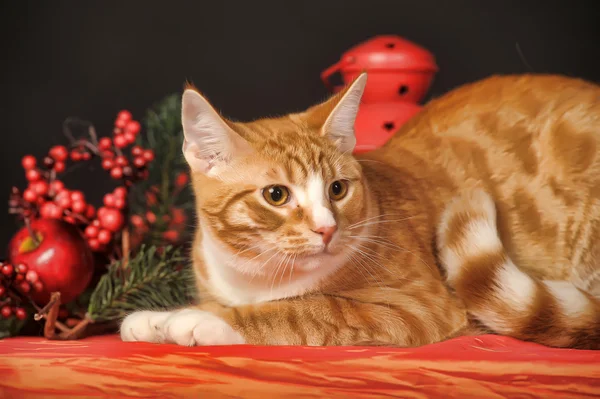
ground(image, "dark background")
xmin=1 ymin=1 xmax=599 ymax=255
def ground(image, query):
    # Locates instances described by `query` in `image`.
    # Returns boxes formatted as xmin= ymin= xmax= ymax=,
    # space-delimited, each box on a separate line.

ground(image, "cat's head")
xmin=182 ymin=74 xmax=371 ymax=277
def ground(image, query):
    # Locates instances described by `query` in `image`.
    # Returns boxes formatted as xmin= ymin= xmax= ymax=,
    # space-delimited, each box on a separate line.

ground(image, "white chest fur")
xmin=199 ymin=225 xmax=343 ymax=306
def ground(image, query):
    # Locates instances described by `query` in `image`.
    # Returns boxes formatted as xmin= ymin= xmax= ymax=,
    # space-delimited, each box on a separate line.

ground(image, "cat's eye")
xmin=329 ymin=180 xmax=349 ymax=201
xmin=262 ymin=185 xmax=290 ymax=206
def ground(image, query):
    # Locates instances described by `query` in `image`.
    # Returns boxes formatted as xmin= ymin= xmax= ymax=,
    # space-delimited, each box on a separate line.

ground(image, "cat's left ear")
xmin=304 ymin=73 xmax=367 ymax=153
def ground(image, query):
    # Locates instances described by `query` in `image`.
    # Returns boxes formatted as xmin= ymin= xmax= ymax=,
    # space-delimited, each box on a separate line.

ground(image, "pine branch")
xmin=129 ymin=93 xmax=194 ymax=247
xmin=86 ymin=245 xmax=194 ymax=323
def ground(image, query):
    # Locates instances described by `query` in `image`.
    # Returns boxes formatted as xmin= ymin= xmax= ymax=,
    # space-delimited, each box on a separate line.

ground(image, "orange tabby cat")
xmin=121 ymin=73 xmax=600 ymax=349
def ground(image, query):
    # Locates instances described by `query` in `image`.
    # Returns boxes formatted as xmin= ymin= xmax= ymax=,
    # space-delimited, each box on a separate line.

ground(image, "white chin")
xmin=296 ymin=253 xmax=332 ymax=271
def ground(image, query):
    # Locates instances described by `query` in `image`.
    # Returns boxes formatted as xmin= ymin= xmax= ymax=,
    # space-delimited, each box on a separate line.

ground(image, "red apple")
xmin=7 ymin=219 xmax=94 ymax=305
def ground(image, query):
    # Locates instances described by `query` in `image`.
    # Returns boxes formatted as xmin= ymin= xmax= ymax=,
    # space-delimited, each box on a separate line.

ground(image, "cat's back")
xmin=370 ymin=73 xmax=600 ymax=283
xmin=378 ymin=73 xmax=600 ymax=187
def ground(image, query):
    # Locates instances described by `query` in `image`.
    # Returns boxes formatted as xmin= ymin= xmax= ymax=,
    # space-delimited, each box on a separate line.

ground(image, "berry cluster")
xmin=84 ymin=187 xmax=127 ymax=251
xmin=0 ymin=261 xmax=44 ymax=321
xmin=9 ymin=110 xmax=155 ymax=254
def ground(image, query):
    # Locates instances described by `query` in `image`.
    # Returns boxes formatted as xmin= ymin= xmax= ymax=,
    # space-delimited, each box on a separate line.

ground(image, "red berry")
xmin=101 ymin=158 xmax=114 ymax=170
xmin=2 ymin=264 xmax=14 ymax=276
xmin=131 ymin=146 xmax=143 ymax=156
xmin=114 ymin=135 xmax=127 ymax=148
xmin=110 ymin=167 xmax=123 ymax=179
xmin=92 ymin=219 xmax=101 ymax=227
xmin=63 ymin=215 xmax=76 ymax=224
xmin=123 ymin=166 xmax=133 ymax=178
xmin=25 ymin=270 xmax=38 ymax=283
xmin=85 ymin=204 xmax=96 ymax=219
xmin=22 ymin=155 xmax=37 ymax=170
xmin=0 ymin=286 xmax=5 ymax=297
xmin=50 ymin=180 xmax=64 ymax=193
xmin=70 ymin=151 xmax=82 ymax=162
xmin=103 ymin=193 xmax=116 ymax=207
xmin=82 ymin=152 xmax=91 ymax=161
xmin=34 ymin=281 xmax=44 ymax=292
xmin=142 ymin=150 xmax=155 ymax=162
xmin=32 ymin=181 xmax=49 ymax=196
xmin=117 ymin=110 xmax=132 ymax=121
xmin=72 ymin=200 xmax=86 ymax=214
xmin=87 ymin=238 xmax=101 ymax=251
xmin=115 ymin=156 xmax=128 ymax=167
xmin=56 ymin=194 xmax=72 ymax=209
xmin=113 ymin=186 xmax=127 ymax=198
xmin=54 ymin=161 xmax=66 ymax=173
xmin=23 ymin=188 xmax=37 ymax=203
xmin=175 ymin=172 xmax=189 ymax=188
xmin=133 ymin=157 xmax=146 ymax=168
xmin=102 ymin=150 xmax=115 ymax=159
xmin=123 ymin=131 xmax=136 ymax=144
xmin=163 ymin=230 xmax=180 ymax=242
xmin=115 ymin=118 xmax=127 ymax=129
xmin=146 ymin=211 xmax=157 ymax=224
xmin=16 ymin=264 xmax=27 ymax=274
xmin=130 ymin=215 xmax=145 ymax=228
xmin=125 ymin=120 xmax=141 ymax=135
xmin=70 ymin=191 xmax=85 ymax=202
xmin=40 ymin=202 xmax=63 ymax=219
xmin=49 ymin=145 xmax=68 ymax=162
xmin=18 ymin=281 xmax=31 ymax=293
xmin=99 ymin=208 xmax=124 ymax=232
xmin=97 ymin=207 xmax=108 ymax=219
xmin=1 ymin=306 xmax=12 ymax=318
xmin=97 ymin=229 xmax=112 ymax=244
xmin=15 ymin=273 xmax=24 ymax=282
xmin=15 ymin=308 xmax=27 ymax=321
xmin=84 ymin=225 xmax=99 ymax=238
xmin=113 ymin=197 xmax=126 ymax=210
xmin=99 ymin=137 xmax=112 ymax=151
xmin=26 ymin=169 xmax=41 ymax=182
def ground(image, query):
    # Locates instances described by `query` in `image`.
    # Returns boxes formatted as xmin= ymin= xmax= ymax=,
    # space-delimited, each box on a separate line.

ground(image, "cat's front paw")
xmin=162 ymin=309 xmax=245 ymax=346
xmin=120 ymin=310 xmax=172 ymax=343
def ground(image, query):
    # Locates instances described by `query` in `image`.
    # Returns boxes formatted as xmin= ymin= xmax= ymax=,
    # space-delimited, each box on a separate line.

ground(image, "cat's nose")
xmin=312 ymin=225 xmax=337 ymax=245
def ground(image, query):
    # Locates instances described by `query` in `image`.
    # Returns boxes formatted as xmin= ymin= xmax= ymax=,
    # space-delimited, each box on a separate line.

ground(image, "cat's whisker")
xmin=245 ymin=247 xmax=279 ymax=282
xmin=277 ymin=253 xmax=293 ymax=293
xmin=350 ymin=235 xmax=434 ymax=273
xmin=347 ymin=213 xmax=405 ymax=228
xmin=288 ymin=253 xmax=297 ymax=286
xmin=270 ymin=253 xmax=290 ymax=296
xmin=348 ymin=244 xmax=387 ymax=290
xmin=348 ymin=216 xmax=419 ymax=230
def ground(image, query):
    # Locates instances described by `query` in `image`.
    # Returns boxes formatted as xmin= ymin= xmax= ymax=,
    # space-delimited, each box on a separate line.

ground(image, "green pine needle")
xmin=87 ymin=245 xmax=194 ymax=323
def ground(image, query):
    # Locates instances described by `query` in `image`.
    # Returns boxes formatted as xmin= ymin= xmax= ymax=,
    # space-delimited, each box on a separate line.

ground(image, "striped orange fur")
xmin=121 ymin=73 xmax=600 ymax=349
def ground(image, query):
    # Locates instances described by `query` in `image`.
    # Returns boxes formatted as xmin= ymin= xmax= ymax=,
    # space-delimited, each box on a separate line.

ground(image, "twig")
xmin=31 ymin=293 xmax=69 ymax=334
xmin=34 ymin=293 xmax=60 ymax=321
xmin=57 ymin=315 xmax=93 ymax=340
xmin=121 ymin=227 xmax=130 ymax=270
xmin=88 ymin=125 xmax=99 ymax=146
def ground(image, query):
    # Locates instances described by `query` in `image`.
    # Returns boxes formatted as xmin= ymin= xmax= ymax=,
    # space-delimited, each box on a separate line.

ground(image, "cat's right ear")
xmin=181 ymin=88 xmax=252 ymax=175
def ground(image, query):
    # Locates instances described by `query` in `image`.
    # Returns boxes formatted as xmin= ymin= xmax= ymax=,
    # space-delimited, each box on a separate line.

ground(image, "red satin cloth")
xmin=0 ymin=334 xmax=598 ymax=398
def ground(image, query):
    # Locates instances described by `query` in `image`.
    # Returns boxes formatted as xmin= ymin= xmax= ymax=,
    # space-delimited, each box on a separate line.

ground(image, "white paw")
xmin=120 ymin=310 xmax=173 ymax=343
xmin=163 ymin=309 xmax=245 ymax=346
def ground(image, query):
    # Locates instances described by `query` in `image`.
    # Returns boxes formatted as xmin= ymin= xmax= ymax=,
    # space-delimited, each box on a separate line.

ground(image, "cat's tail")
xmin=436 ymin=188 xmax=600 ymax=349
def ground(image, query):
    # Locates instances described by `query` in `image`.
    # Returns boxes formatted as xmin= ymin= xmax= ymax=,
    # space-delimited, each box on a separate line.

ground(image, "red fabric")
xmin=0 ymin=334 xmax=598 ymax=398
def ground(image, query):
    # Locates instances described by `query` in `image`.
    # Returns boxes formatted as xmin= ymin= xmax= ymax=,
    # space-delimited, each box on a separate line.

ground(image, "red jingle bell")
xmin=321 ymin=35 xmax=438 ymax=153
